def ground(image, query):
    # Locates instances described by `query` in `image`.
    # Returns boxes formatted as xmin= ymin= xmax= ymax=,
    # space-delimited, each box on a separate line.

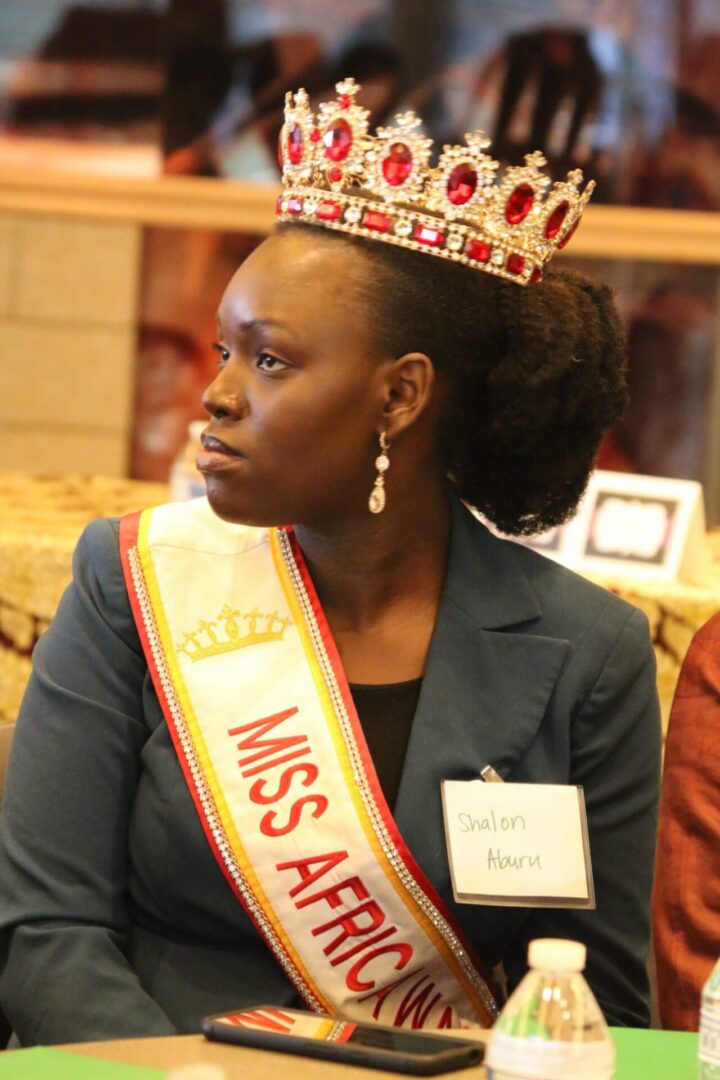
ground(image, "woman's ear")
xmin=381 ymin=352 xmax=437 ymax=438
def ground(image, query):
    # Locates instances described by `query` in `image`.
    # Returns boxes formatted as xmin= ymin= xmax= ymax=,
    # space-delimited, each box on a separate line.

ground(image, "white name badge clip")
xmin=441 ymin=771 xmax=595 ymax=909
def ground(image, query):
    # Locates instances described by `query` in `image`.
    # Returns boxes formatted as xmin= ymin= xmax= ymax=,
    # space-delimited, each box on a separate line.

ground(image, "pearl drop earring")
xmin=368 ymin=432 xmax=390 ymax=514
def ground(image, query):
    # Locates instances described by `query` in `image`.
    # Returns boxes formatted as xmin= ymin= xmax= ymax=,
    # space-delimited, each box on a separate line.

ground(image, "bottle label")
xmin=700 ymin=1007 xmax=720 ymax=1064
xmin=487 ymin=1031 xmax=615 ymax=1078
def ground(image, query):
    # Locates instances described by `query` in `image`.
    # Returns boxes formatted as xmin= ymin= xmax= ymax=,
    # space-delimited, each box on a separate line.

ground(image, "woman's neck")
xmin=294 ymin=479 xmax=451 ymax=634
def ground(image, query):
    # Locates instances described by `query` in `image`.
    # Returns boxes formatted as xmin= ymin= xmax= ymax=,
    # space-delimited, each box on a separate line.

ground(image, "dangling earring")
xmin=368 ymin=432 xmax=390 ymax=514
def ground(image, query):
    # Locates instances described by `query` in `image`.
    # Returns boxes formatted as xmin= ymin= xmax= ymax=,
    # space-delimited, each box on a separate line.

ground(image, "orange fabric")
xmin=653 ymin=611 xmax=720 ymax=1030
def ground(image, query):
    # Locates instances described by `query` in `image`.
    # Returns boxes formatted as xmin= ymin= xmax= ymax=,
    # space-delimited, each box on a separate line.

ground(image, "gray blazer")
xmin=0 ymin=500 xmax=660 ymax=1044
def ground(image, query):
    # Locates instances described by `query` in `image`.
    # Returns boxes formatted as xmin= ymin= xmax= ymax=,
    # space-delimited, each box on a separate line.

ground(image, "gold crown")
xmin=276 ymin=78 xmax=594 ymax=285
xmin=176 ymin=604 xmax=292 ymax=663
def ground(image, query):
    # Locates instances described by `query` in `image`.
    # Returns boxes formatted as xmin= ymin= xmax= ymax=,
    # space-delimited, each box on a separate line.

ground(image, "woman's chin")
xmin=204 ymin=480 xmax=282 ymax=528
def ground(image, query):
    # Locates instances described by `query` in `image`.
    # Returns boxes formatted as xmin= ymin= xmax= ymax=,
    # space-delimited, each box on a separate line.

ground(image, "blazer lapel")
xmin=394 ymin=500 xmax=570 ymax=888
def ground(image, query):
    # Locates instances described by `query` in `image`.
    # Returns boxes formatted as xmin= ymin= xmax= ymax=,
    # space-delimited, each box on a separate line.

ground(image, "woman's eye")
xmin=256 ymin=352 xmax=289 ymax=373
xmin=212 ymin=342 xmax=230 ymax=366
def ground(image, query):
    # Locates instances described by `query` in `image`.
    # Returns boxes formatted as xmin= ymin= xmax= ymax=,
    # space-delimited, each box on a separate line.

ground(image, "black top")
xmin=349 ymin=678 xmax=423 ymax=810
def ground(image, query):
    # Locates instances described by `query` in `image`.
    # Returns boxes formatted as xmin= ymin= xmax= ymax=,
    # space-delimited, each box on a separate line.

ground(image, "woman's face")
xmin=199 ymin=229 xmax=391 ymax=527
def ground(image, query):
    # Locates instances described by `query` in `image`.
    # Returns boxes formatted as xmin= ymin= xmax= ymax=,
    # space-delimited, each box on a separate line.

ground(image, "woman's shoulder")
xmin=74 ymin=514 xmax=120 ymax=574
xmin=519 ymin=546 xmax=655 ymax=687
xmin=500 ymin=540 xmax=658 ymax=719
xmin=459 ymin=506 xmax=649 ymax=648
xmin=72 ymin=515 xmax=124 ymax=586
xmin=71 ymin=516 xmax=131 ymax=625
xmin=505 ymin=534 xmax=639 ymax=623
xmin=477 ymin=528 xmax=659 ymax=729
xmin=77 ymin=514 xmax=122 ymax=559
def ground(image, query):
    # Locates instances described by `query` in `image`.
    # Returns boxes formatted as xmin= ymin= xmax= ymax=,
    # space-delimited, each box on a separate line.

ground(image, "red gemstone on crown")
xmin=286 ymin=197 xmax=304 ymax=216
xmin=323 ymin=118 xmax=353 ymax=162
xmin=507 ymin=254 xmax=525 ymax=275
xmin=545 ymin=201 xmax=569 ymax=239
xmin=558 ymin=218 xmax=580 ymax=249
xmin=338 ymin=94 xmax=351 ymax=109
xmin=465 ymin=239 xmax=491 ymax=263
xmin=414 ymin=225 xmax=444 ymax=247
xmin=310 ymin=128 xmax=321 ymax=142
xmin=531 ymin=267 xmax=543 ymax=283
xmin=382 ymin=142 xmax=413 ymax=186
xmin=447 ymin=163 xmax=478 ymax=206
xmin=328 ymin=167 xmax=343 ymax=183
xmin=286 ymin=123 xmax=304 ymax=165
xmin=363 ymin=210 xmax=391 ymax=233
xmin=505 ymin=184 xmax=534 ymax=225
xmin=316 ymin=200 xmax=342 ymax=221
xmin=275 ymin=195 xmax=284 ymax=215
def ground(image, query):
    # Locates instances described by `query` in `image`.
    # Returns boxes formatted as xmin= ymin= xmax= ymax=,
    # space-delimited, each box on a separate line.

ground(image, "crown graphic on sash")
xmin=176 ymin=604 xmax=292 ymax=663
xmin=276 ymin=77 xmax=595 ymax=285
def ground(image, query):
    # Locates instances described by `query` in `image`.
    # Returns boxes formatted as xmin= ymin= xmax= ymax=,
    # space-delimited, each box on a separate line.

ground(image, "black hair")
xmin=277 ymin=223 xmax=627 ymax=535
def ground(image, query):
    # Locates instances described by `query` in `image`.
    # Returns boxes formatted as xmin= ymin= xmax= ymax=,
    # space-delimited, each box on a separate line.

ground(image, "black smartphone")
xmin=202 ymin=1005 xmax=485 ymax=1075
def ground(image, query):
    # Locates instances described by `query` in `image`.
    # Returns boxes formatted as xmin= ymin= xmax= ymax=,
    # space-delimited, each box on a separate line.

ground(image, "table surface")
xmin=0 ymin=1028 xmax=700 ymax=1079
xmin=6 ymin=1034 xmax=485 ymax=1079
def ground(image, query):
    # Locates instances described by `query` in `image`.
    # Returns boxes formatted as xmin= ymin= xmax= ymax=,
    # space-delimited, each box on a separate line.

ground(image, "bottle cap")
xmin=528 ymin=938 xmax=586 ymax=972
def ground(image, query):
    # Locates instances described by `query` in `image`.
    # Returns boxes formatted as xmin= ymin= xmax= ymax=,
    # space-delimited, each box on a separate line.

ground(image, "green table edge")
xmin=611 ymin=1026 xmax=698 ymax=1079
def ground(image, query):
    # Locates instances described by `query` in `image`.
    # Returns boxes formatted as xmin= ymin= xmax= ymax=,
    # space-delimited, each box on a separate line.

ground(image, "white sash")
xmin=120 ymin=498 xmax=498 ymax=1029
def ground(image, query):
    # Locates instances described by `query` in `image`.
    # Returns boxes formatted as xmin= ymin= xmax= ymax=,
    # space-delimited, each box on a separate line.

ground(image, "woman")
xmin=0 ymin=81 xmax=660 ymax=1045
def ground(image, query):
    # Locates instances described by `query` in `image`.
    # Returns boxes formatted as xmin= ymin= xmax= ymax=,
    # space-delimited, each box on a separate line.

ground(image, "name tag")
xmin=441 ymin=780 xmax=595 ymax=908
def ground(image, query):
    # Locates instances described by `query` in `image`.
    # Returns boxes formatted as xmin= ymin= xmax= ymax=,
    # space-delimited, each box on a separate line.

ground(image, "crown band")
xmin=276 ymin=78 xmax=594 ymax=285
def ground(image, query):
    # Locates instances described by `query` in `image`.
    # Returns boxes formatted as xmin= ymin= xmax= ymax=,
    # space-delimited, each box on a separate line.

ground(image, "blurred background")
xmin=0 ymin=0 xmax=718 ymax=497
xmin=1 ymin=0 xmax=719 ymax=729
xmin=0 ymin=0 xmax=716 ymax=481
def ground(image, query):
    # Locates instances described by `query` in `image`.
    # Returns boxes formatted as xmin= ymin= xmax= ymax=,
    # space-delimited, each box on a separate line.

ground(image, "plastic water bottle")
xmin=699 ymin=959 xmax=720 ymax=1079
xmin=486 ymin=938 xmax=615 ymax=1080
xmin=169 ymin=420 xmax=207 ymax=500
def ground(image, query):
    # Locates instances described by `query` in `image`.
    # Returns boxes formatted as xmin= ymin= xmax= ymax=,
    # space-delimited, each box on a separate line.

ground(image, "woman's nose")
xmin=202 ymin=361 xmax=247 ymax=420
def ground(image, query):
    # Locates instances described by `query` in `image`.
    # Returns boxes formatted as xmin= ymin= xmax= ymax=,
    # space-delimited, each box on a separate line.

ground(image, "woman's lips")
xmin=196 ymin=433 xmax=245 ymax=473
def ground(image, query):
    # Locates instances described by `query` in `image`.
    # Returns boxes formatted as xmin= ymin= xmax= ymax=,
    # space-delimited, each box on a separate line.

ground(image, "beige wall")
xmin=0 ymin=213 xmax=141 ymax=475
xmin=0 ymin=174 xmax=718 ymax=482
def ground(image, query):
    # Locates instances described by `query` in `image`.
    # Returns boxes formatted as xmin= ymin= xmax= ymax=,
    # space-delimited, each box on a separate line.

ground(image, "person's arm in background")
xmin=654 ymin=613 xmax=720 ymax=1031
xmin=504 ymin=606 xmax=661 ymax=1027
xmin=0 ymin=519 xmax=176 ymax=1045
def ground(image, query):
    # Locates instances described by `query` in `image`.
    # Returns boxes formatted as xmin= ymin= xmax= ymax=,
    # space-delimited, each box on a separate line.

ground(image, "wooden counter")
xmin=2 ymin=167 xmax=720 ymax=265
xmin=1 ymin=163 xmax=719 ymax=477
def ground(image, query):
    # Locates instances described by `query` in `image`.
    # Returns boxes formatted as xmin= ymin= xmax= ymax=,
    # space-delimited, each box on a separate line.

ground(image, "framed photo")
xmin=570 ymin=471 xmax=706 ymax=582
